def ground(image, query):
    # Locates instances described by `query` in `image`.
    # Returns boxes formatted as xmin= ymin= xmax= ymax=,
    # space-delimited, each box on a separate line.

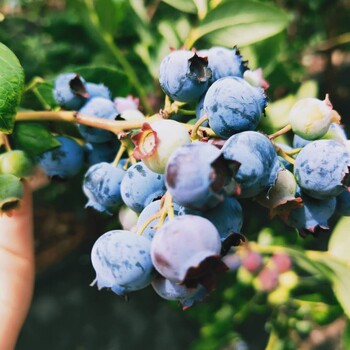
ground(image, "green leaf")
xmin=306 ymin=251 xmax=350 ymax=319
xmin=0 ymin=174 xmax=24 ymax=212
xmin=12 ymin=122 xmax=61 ymax=156
xmin=193 ymin=0 xmax=208 ymax=19
xmin=162 ymin=0 xmax=197 ymax=13
xmin=0 ymin=42 xmax=25 ymax=134
xmin=95 ymin=0 xmax=129 ymax=34
xmin=186 ymin=0 xmax=290 ymax=47
xmin=72 ymin=65 xmax=131 ymax=97
xmin=329 ymin=216 xmax=350 ymax=264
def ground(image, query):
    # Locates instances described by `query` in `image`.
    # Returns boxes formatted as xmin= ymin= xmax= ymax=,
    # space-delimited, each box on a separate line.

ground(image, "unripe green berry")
xmin=0 ymin=150 xmax=34 ymax=178
xmin=288 ymin=95 xmax=341 ymax=140
xmin=0 ymin=174 xmax=24 ymax=212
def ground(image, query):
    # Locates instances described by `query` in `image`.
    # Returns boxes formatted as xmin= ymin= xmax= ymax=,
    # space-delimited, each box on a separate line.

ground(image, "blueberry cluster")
xmin=83 ymin=48 xmax=350 ymax=307
xmin=5 ymin=47 xmax=349 ymax=308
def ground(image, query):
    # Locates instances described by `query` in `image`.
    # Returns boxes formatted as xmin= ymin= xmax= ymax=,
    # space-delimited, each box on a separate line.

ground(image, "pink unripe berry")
xmin=241 ymin=251 xmax=263 ymax=273
xmin=271 ymin=253 xmax=292 ymax=273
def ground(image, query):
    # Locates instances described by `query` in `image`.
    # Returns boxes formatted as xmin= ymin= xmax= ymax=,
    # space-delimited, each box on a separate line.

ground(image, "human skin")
xmin=0 ymin=182 xmax=34 ymax=350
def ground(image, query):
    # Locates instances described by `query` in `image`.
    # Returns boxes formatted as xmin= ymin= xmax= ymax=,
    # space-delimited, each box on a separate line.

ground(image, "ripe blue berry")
xmin=204 ymin=77 xmax=267 ymax=139
xmin=150 ymin=215 xmax=227 ymax=290
xmin=221 ymin=131 xmax=281 ymax=198
xmin=294 ymin=140 xmax=350 ymax=200
xmin=165 ymin=142 xmax=238 ymax=210
xmin=285 ymin=191 xmax=336 ymax=237
xmin=53 ymin=73 xmax=87 ymax=110
xmin=86 ymin=82 xmax=111 ymax=100
xmin=37 ymin=135 xmax=84 ymax=179
xmin=78 ymin=97 xmax=118 ymax=143
xmin=136 ymin=199 xmax=181 ymax=240
xmin=179 ymin=196 xmax=243 ymax=241
xmin=206 ymin=46 xmax=247 ymax=82
xmin=121 ymin=162 xmax=167 ymax=213
xmin=83 ymin=162 xmax=126 ymax=214
xmin=152 ymin=274 xmax=207 ymax=309
xmin=91 ymin=230 xmax=154 ymax=295
xmin=159 ymin=50 xmax=211 ymax=103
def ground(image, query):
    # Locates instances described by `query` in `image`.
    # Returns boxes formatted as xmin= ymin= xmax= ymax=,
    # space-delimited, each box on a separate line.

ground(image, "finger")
xmin=0 ymin=181 xmax=35 ymax=350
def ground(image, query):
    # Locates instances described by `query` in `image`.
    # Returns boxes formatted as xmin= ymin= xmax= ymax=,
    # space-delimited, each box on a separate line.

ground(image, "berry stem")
xmin=15 ymin=111 xmax=218 ymax=138
xmin=112 ymin=144 xmax=126 ymax=167
xmin=190 ymin=115 xmax=209 ymax=141
xmin=177 ymin=109 xmax=196 ymax=116
xmin=0 ymin=133 xmax=12 ymax=152
xmin=16 ymin=111 xmax=161 ymax=134
xmin=137 ymin=212 xmax=161 ymax=236
xmin=274 ymin=145 xmax=296 ymax=165
xmin=268 ymin=124 xmax=292 ymax=140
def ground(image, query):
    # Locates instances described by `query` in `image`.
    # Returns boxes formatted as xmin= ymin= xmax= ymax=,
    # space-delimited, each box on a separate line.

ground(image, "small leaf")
xmin=0 ymin=174 xmax=24 ymax=212
xmin=72 ymin=65 xmax=130 ymax=97
xmin=0 ymin=42 xmax=25 ymax=134
xmin=162 ymin=0 xmax=197 ymax=13
xmin=329 ymin=216 xmax=350 ymax=263
xmin=187 ymin=0 xmax=290 ymax=47
xmin=12 ymin=122 xmax=61 ymax=156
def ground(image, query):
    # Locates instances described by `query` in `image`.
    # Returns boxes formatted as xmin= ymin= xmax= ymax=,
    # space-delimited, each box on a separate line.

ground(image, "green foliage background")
xmin=0 ymin=0 xmax=350 ymax=349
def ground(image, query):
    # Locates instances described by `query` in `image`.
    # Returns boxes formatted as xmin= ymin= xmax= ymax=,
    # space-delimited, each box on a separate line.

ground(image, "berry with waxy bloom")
xmin=83 ymin=162 xmax=126 ymax=214
xmin=204 ymin=77 xmax=267 ymax=139
xmin=159 ymin=50 xmax=211 ymax=103
xmin=294 ymin=139 xmax=350 ymax=200
xmin=221 ymin=131 xmax=282 ymax=198
xmin=91 ymin=230 xmax=154 ymax=296
xmin=150 ymin=215 xmax=227 ymax=290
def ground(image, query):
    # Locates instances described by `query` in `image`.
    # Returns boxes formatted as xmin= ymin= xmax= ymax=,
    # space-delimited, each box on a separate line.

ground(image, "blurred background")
xmin=0 ymin=0 xmax=349 ymax=349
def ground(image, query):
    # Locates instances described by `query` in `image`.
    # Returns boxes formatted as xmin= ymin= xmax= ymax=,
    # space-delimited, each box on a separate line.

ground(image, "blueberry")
xmin=221 ymin=131 xmax=281 ymax=198
xmin=121 ymin=161 xmax=167 ymax=213
xmin=165 ymin=142 xmax=238 ymax=210
xmin=206 ymin=46 xmax=247 ymax=83
xmin=150 ymin=215 xmax=226 ymax=290
xmin=204 ymin=77 xmax=267 ymax=139
xmin=136 ymin=199 xmax=182 ymax=240
xmin=86 ymin=82 xmax=111 ymax=100
xmin=159 ymin=50 xmax=211 ymax=103
xmin=37 ymin=135 xmax=84 ymax=179
xmin=84 ymin=139 xmax=120 ymax=166
xmin=179 ymin=196 xmax=243 ymax=241
xmin=285 ymin=191 xmax=336 ymax=237
xmin=91 ymin=230 xmax=154 ymax=295
xmin=152 ymin=274 xmax=207 ymax=309
xmin=294 ymin=140 xmax=350 ymax=199
xmin=53 ymin=73 xmax=87 ymax=110
xmin=78 ymin=97 xmax=118 ymax=143
xmin=335 ymin=190 xmax=350 ymax=216
xmin=83 ymin=162 xmax=126 ymax=214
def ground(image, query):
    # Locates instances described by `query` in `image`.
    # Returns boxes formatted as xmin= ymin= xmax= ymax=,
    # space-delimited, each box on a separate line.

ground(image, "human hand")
xmin=0 ymin=181 xmax=34 ymax=350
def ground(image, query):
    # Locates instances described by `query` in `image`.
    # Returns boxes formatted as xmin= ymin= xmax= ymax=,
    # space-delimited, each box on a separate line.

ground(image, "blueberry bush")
xmin=1 ymin=0 xmax=350 ymax=349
